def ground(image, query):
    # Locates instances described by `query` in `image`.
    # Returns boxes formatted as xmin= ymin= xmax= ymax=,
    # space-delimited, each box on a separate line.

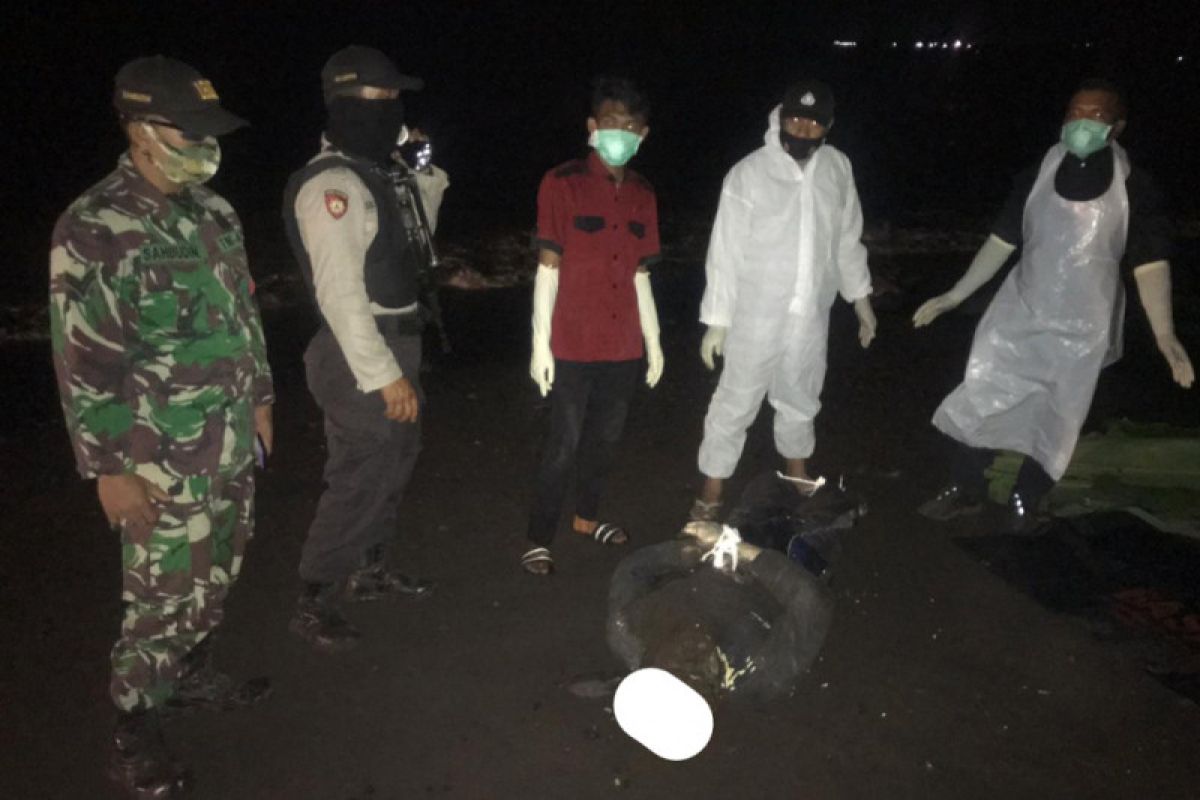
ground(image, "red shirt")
xmin=535 ymin=151 xmax=661 ymax=362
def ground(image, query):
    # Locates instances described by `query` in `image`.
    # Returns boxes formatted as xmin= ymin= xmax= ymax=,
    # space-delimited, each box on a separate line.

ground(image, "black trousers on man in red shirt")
xmin=527 ymin=359 xmax=640 ymax=547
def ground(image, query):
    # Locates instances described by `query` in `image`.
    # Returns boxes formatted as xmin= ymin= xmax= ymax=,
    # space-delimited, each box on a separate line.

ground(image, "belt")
xmin=374 ymin=311 xmax=424 ymax=337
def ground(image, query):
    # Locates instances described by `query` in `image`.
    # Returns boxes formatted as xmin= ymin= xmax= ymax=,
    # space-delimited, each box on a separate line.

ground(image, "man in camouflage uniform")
xmin=50 ymin=56 xmax=273 ymax=799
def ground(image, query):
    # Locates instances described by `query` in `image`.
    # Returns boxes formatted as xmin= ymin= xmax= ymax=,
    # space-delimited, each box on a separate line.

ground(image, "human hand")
xmin=700 ymin=326 xmax=728 ymax=371
xmin=380 ymin=377 xmax=420 ymax=422
xmin=912 ymin=293 xmax=961 ymax=328
xmin=1156 ymin=334 xmax=1195 ymax=388
xmin=98 ymin=473 xmax=169 ymax=537
xmin=254 ymin=404 xmax=274 ymax=456
xmin=530 ymin=340 xmax=555 ymax=396
xmin=854 ymin=297 xmax=877 ymax=348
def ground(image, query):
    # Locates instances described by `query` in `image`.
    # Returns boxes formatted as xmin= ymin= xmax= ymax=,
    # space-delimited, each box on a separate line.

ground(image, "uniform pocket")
xmin=573 ymin=215 xmax=605 ymax=233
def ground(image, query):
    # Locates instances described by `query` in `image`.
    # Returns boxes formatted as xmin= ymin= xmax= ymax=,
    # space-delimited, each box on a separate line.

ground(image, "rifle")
xmin=389 ymin=152 xmax=452 ymax=354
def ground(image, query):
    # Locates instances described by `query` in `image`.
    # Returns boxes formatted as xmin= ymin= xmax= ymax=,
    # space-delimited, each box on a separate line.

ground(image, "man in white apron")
xmin=913 ymin=79 xmax=1193 ymax=531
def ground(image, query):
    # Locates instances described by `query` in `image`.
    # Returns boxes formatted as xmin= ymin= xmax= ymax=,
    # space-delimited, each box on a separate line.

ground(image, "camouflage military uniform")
xmin=50 ymin=153 xmax=274 ymax=712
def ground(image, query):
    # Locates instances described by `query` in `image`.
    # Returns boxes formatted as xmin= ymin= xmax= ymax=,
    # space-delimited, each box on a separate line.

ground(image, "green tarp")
xmin=986 ymin=420 xmax=1200 ymax=537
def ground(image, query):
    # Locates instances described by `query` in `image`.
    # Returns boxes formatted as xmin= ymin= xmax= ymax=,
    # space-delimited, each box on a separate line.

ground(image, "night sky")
xmin=8 ymin=0 xmax=1200 ymax=300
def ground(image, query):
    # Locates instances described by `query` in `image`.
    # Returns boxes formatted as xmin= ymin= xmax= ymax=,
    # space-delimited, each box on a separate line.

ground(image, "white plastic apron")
xmin=932 ymin=143 xmax=1130 ymax=480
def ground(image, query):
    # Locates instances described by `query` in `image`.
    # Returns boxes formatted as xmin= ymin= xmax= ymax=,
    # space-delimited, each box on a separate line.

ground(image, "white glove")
xmin=913 ymin=234 xmax=1016 ymax=328
xmin=634 ymin=271 xmax=664 ymax=388
xmin=700 ymin=325 xmax=727 ymax=371
xmin=853 ymin=296 xmax=877 ymax=348
xmin=1134 ymin=261 xmax=1195 ymax=388
xmin=530 ymin=264 xmax=558 ymax=396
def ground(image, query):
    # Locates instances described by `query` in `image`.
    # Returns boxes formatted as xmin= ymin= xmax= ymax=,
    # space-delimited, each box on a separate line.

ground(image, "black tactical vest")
xmin=282 ymin=153 xmax=425 ymax=314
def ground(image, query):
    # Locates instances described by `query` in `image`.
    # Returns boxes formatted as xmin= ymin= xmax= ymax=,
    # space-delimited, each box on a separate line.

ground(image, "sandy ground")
xmin=2 ymin=259 xmax=1199 ymax=800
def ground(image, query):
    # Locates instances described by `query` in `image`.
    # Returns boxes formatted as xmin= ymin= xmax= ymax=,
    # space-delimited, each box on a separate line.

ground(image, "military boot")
xmin=164 ymin=637 xmax=271 ymax=715
xmin=289 ymin=581 xmax=362 ymax=653
xmin=345 ymin=544 xmax=435 ymax=603
xmin=107 ymin=708 xmax=191 ymax=799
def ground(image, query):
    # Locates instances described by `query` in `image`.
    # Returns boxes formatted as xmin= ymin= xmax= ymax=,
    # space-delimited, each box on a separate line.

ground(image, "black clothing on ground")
xmin=607 ymin=540 xmax=833 ymax=700
xmin=990 ymin=147 xmax=1174 ymax=272
xmin=527 ymin=359 xmax=639 ymax=547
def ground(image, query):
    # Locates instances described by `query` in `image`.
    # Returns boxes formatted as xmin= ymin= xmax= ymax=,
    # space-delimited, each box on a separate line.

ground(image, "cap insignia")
xmin=193 ymin=80 xmax=219 ymax=101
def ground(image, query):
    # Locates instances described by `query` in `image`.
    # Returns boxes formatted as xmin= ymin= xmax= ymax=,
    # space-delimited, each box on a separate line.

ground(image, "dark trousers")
xmin=527 ymin=359 xmax=640 ymax=547
xmin=300 ymin=325 xmax=423 ymax=584
xmin=950 ymin=441 xmax=1056 ymax=506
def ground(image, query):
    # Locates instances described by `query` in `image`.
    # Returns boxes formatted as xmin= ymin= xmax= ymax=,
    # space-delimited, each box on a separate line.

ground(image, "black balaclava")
xmin=779 ymin=129 xmax=823 ymax=162
xmin=326 ymin=95 xmax=405 ymax=164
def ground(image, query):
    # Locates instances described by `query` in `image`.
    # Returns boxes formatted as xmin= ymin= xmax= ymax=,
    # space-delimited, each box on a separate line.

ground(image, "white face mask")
xmin=143 ymin=124 xmax=221 ymax=185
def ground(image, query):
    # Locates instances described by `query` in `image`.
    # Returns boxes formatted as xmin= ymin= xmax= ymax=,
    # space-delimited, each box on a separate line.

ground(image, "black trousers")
xmin=300 ymin=325 xmax=423 ymax=584
xmin=527 ymin=359 xmax=640 ymax=547
xmin=950 ymin=440 xmax=1056 ymax=506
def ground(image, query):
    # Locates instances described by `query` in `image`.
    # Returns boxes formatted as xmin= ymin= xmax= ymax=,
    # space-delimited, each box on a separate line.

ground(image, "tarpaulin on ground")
xmin=956 ymin=512 xmax=1200 ymax=703
xmin=986 ymin=420 xmax=1200 ymax=537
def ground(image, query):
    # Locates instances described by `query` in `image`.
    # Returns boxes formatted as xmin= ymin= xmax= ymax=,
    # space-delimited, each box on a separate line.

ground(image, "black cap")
xmin=780 ymin=79 xmax=835 ymax=127
xmin=321 ymin=46 xmax=424 ymax=105
xmin=114 ymin=56 xmax=247 ymax=137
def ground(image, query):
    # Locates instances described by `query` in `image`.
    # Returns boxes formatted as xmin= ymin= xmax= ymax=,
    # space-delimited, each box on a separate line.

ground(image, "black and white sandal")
xmin=520 ymin=547 xmax=554 ymax=575
xmin=587 ymin=522 xmax=628 ymax=546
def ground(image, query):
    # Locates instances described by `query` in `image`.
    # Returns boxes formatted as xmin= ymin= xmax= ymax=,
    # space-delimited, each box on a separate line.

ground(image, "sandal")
xmin=578 ymin=522 xmax=628 ymax=546
xmin=521 ymin=547 xmax=554 ymax=575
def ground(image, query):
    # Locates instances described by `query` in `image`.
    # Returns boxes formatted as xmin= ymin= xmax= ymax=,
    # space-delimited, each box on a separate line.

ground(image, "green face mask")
xmin=1061 ymin=119 xmax=1112 ymax=160
xmin=144 ymin=124 xmax=221 ymax=185
xmin=589 ymin=128 xmax=642 ymax=166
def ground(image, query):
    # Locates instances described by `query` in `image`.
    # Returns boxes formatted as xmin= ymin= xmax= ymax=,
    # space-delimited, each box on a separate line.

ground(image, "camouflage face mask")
xmin=143 ymin=124 xmax=221 ymax=185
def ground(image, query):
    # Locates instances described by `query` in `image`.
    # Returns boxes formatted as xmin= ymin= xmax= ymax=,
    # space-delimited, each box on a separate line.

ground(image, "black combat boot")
xmin=108 ymin=708 xmax=191 ymax=799
xmin=289 ymin=581 xmax=362 ymax=653
xmin=164 ymin=636 xmax=271 ymax=715
xmin=345 ymin=544 xmax=435 ymax=603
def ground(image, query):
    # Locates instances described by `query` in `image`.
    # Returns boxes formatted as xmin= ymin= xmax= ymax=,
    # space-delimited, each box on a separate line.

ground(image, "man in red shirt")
xmin=522 ymin=77 xmax=664 ymax=575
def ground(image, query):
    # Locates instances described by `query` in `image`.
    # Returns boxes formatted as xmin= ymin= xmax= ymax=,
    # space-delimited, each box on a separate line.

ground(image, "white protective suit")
xmin=698 ymin=106 xmax=872 ymax=478
xmin=933 ymin=142 xmax=1131 ymax=480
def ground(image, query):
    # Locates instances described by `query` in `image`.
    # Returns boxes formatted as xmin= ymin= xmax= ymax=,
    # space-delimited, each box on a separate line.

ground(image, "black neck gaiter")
xmin=779 ymin=130 xmax=823 ymax=162
xmin=325 ymin=96 xmax=404 ymax=164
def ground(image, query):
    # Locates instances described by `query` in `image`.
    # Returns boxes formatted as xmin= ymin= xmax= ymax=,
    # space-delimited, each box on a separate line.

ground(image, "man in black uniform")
xmin=914 ymin=79 xmax=1193 ymax=531
xmin=283 ymin=46 xmax=436 ymax=653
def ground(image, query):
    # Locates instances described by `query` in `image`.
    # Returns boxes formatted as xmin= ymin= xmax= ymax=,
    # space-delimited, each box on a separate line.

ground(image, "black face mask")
xmin=326 ymin=96 xmax=405 ymax=164
xmin=779 ymin=130 xmax=823 ymax=162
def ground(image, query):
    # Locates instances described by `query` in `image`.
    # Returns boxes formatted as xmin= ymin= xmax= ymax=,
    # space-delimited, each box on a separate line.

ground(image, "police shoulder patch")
xmin=324 ymin=190 xmax=349 ymax=219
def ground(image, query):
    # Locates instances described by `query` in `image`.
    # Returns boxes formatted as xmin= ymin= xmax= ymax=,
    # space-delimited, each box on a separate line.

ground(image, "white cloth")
xmin=697 ymin=106 xmax=872 ymax=478
xmin=933 ymin=143 xmax=1131 ymax=480
xmin=413 ymin=165 xmax=450 ymax=234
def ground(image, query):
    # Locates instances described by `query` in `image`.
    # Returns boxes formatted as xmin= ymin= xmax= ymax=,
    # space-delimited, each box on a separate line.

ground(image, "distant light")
xmin=1085 ymin=41 xmax=1093 ymax=48
xmin=915 ymin=41 xmax=925 ymax=49
xmin=1178 ymin=55 xmax=1186 ymax=63
xmin=942 ymin=42 xmax=949 ymax=49
xmin=954 ymin=40 xmax=962 ymax=49
xmin=891 ymin=41 xmax=898 ymax=48
xmin=966 ymin=43 xmax=974 ymax=50
xmin=833 ymin=40 xmax=857 ymax=48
